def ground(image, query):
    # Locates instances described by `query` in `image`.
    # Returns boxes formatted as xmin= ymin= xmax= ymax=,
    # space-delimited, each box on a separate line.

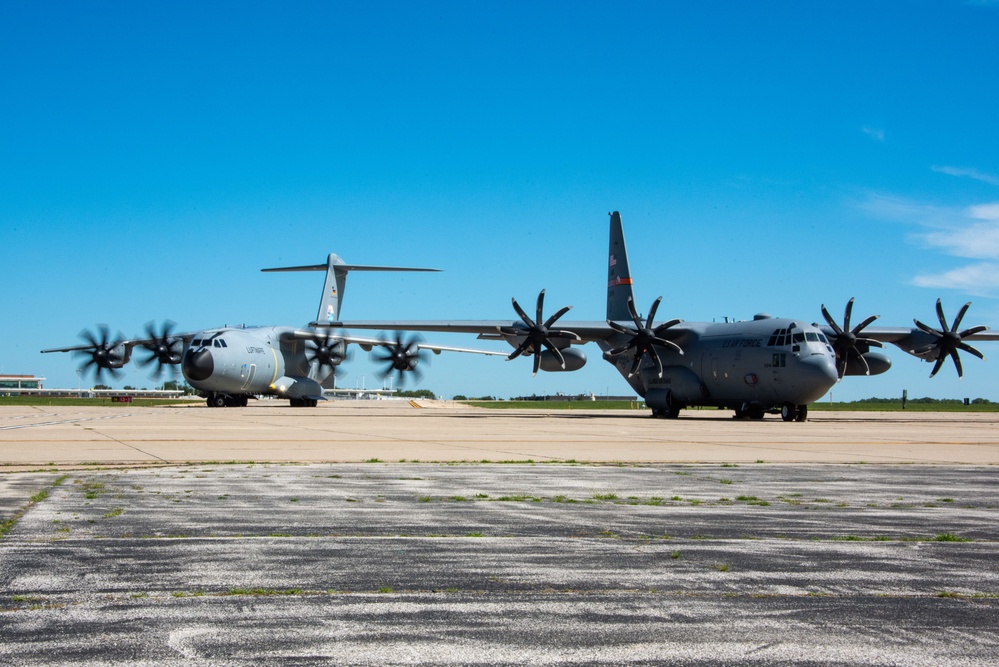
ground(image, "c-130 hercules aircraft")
xmin=318 ymin=211 xmax=999 ymax=421
xmin=41 ymin=260 xmax=503 ymax=407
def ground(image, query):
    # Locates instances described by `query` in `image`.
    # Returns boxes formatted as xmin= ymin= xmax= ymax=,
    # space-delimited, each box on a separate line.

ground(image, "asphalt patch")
xmin=1 ymin=463 xmax=998 ymax=665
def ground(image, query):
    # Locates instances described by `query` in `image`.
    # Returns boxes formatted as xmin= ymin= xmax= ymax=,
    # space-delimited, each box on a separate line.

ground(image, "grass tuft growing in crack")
xmin=1 ymin=474 xmax=70 ymax=541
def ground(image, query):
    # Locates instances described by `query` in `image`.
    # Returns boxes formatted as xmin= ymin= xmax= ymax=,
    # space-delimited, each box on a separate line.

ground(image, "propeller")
xmin=137 ymin=321 xmax=184 ymax=378
xmin=305 ymin=332 xmax=347 ymax=373
xmin=911 ymin=299 xmax=987 ymax=378
xmin=820 ymin=298 xmax=883 ymax=378
xmin=606 ymin=296 xmax=683 ymax=378
xmin=73 ymin=325 xmax=126 ymax=382
xmin=374 ymin=333 xmax=426 ymax=385
xmin=500 ymin=289 xmax=579 ymax=375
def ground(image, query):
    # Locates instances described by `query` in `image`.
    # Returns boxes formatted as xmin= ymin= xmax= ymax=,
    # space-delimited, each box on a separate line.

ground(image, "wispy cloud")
xmin=932 ymin=165 xmax=999 ymax=187
xmin=918 ymin=203 xmax=999 ymax=259
xmin=860 ymin=194 xmax=999 ymax=297
xmin=912 ymin=262 xmax=999 ymax=295
xmin=862 ymin=125 xmax=885 ymax=142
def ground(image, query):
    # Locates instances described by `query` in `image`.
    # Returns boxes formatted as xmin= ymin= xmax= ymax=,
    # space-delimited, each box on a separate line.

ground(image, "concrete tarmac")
xmin=2 ymin=400 xmax=999 ymax=467
xmin=1 ymin=402 xmax=998 ymax=665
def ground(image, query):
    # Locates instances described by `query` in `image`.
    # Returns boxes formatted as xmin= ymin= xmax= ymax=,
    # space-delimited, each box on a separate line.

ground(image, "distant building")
xmin=0 ymin=374 xmax=45 ymax=390
xmin=510 ymin=393 xmax=638 ymax=402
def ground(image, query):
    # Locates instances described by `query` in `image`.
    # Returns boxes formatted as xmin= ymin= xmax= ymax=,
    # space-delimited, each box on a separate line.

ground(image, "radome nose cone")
xmin=183 ymin=348 xmax=214 ymax=382
xmin=797 ymin=354 xmax=839 ymax=402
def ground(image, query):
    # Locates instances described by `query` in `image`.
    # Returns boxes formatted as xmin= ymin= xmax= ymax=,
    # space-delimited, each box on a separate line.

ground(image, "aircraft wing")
xmin=283 ymin=329 xmax=508 ymax=356
xmin=40 ymin=333 xmax=198 ymax=355
xmin=854 ymin=326 xmax=999 ymax=344
xmin=311 ymin=320 xmax=621 ymax=344
xmin=815 ymin=325 xmax=999 ymax=349
xmin=40 ymin=324 xmax=197 ymax=381
xmin=815 ymin=319 xmax=997 ymax=378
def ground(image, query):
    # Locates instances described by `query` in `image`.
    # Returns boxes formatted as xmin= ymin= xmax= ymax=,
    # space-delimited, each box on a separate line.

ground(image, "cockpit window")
xmin=191 ymin=339 xmax=202 ymax=347
xmin=220 ymin=339 xmax=227 ymax=347
xmin=769 ymin=328 xmax=829 ymax=347
xmin=767 ymin=328 xmax=791 ymax=347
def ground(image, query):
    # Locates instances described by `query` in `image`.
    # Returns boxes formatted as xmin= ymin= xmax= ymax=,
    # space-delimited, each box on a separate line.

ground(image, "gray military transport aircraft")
xmin=316 ymin=211 xmax=999 ymax=421
xmin=41 ymin=259 xmax=504 ymax=407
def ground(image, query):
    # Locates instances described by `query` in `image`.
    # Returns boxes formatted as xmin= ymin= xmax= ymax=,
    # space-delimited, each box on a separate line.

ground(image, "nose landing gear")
xmin=781 ymin=403 xmax=808 ymax=422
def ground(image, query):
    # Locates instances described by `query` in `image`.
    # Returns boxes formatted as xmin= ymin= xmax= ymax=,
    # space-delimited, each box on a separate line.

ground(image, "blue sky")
xmin=3 ymin=1 xmax=999 ymax=401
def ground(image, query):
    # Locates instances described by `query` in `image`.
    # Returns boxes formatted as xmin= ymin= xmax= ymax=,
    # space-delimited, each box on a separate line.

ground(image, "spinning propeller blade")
xmin=820 ymin=298 xmax=882 ymax=378
xmin=606 ymin=296 xmax=682 ymax=378
xmin=911 ymin=299 xmax=987 ymax=378
xmin=73 ymin=325 xmax=126 ymax=382
xmin=501 ymin=290 xmax=578 ymax=375
xmin=373 ymin=333 xmax=426 ymax=385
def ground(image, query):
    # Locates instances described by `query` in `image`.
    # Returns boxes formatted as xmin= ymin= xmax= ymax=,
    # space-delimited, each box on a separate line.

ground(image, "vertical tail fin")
xmin=607 ymin=211 xmax=635 ymax=321
xmin=318 ymin=254 xmax=347 ymax=323
xmin=262 ymin=256 xmax=440 ymax=323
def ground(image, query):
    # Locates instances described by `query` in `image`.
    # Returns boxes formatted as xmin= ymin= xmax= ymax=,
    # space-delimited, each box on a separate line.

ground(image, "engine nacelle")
xmin=272 ymin=376 xmax=324 ymax=399
xmin=91 ymin=343 xmax=130 ymax=371
xmin=538 ymin=347 xmax=586 ymax=372
xmin=843 ymin=351 xmax=892 ymax=376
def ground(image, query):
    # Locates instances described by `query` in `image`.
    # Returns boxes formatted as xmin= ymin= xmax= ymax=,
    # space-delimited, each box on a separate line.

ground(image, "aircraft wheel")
xmin=748 ymin=404 xmax=765 ymax=420
xmin=209 ymin=394 xmax=226 ymax=408
xmin=665 ymin=390 xmax=681 ymax=419
xmin=781 ymin=403 xmax=796 ymax=422
xmin=795 ymin=404 xmax=808 ymax=422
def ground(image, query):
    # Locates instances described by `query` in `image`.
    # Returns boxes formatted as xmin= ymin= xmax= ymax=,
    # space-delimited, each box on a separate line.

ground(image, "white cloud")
xmin=932 ymin=165 xmax=999 ymax=187
xmin=858 ymin=193 xmax=957 ymax=229
xmin=912 ymin=262 xmax=999 ymax=297
xmin=859 ymin=192 xmax=999 ymax=297
xmin=919 ymin=204 xmax=999 ymax=259
xmin=862 ymin=126 xmax=885 ymax=142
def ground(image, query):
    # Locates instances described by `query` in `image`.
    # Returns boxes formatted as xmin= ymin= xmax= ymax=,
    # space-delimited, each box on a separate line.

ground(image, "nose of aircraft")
xmin=183 ymin=347 xmax=214 ymax=382
xmin=796 ymin=353 xmax=839 ymax=402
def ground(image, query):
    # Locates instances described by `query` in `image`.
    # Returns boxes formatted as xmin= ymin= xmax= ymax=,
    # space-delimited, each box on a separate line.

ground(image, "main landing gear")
xmin=289 ymin=398 xmax=319 ymax=408
xmin=732 ymin=402 xmax=807 ymax=421
xmin=205 ymin=392 xmax=249 ymax=408
xmin=651 ymin=405 xmax=682 ymax=419
xmin=650 ymin=389 xmax=682 ymax=419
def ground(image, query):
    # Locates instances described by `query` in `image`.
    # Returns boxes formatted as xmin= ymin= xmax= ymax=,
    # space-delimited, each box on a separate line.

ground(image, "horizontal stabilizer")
xmin=263 ymin=253 xmax=441 ymax=324
xmin=262 ymin=264 xmax=440 ymax=273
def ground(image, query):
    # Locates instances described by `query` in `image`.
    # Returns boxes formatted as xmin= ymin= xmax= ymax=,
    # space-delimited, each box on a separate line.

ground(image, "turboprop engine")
xmin=538 ymin=347 xmax=586 ymax=372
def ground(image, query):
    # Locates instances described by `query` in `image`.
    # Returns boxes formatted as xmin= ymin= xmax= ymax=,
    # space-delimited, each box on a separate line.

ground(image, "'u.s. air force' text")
xmin=720 ymin=338 xmax=762 ymax=348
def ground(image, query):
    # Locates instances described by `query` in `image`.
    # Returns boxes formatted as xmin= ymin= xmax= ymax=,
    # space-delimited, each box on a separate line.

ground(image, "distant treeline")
xmin=854 ymin=396 xmax=993 ymax=405
xmin=395 ymin=389 xmax=437 ymax=399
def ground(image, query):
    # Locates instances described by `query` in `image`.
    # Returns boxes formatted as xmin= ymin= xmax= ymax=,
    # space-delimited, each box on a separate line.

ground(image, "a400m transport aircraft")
xmin=41 ymin=261 xmax=504 ymax=407
xmin=317 ymin=211 xmax=999 ymax=422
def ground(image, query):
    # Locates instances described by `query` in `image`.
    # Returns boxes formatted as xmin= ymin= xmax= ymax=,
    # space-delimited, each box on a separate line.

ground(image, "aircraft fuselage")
xmin=181 ymin=326 xmax=332 ymax=407
xmin=601 ymin=316 xmax=839 ymax=419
